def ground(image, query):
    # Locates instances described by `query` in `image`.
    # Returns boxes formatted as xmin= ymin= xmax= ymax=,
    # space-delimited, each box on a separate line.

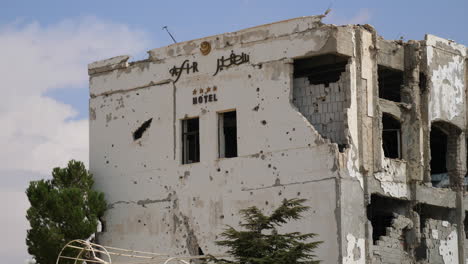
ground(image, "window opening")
xmin=378 ymin=65 xmax=403 ymax=102
xmin=430 ymin=125 xmax=448 ymax=186
xmin=219 ymin=111 xmax=238 ymax=158
xmin=182 ymin=118 xmax=200 ymax=164
xmin=382 ymin=113 xmax=401 ymax=159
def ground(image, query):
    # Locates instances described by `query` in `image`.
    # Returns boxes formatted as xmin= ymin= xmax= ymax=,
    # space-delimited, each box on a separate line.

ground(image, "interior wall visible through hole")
xmin=292 ymin=54 xmax=351 ymax=149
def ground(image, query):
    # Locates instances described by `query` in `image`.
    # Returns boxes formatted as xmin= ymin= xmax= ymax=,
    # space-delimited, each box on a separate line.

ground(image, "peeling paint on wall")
xmin=343 ymin=233 xmax=365 ymax=264
xmin=429 ymin=55 xmax=465 ymax=122
xmin=374 ymin=158 xmax=408 ymax=198
xmin=439 ymin=230 xmax=458 ymax=264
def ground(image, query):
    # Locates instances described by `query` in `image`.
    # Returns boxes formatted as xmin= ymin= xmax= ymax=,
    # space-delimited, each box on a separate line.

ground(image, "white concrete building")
xmin=89 ymin=15 xmax=468 ymax=263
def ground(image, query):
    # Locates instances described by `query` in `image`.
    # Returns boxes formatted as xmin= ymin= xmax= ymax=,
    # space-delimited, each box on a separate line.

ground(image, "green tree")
xmin=214 ymin=198 xmax=322 ymax=264
xmin=26 ymin=160 xmax=107 ymax=264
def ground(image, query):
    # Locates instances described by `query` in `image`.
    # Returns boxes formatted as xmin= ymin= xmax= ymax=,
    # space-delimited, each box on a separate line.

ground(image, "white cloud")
xmin=324 ymin=8 xmax=372 ymax=25
xmin=0 ymin=17 xmax=150 ymax=174
xmin=0 ymin=17 xmax=151 ymax=263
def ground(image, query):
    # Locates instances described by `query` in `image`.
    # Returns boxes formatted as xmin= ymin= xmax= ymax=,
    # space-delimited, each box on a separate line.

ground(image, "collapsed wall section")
xmin=292 ymin=54 xmax=350 ymax=148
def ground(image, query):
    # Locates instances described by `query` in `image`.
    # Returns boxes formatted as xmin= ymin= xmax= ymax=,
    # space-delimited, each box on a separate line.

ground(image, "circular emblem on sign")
xmin=200 ymin=41 xmax=211 ymax=55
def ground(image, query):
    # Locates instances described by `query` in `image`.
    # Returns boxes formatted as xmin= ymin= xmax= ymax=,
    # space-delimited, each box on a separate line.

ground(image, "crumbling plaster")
xmin=89 ymin=14 xmax=468 ymax=264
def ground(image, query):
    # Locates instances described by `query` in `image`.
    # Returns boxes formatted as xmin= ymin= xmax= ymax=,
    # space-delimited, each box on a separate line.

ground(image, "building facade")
xmin=88 ymin=15 xmax=468 ymax=263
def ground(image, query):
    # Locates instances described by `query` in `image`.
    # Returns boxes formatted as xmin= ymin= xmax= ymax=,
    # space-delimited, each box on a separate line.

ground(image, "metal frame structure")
xmin=56 ymin=240 xmax=227 ymax=264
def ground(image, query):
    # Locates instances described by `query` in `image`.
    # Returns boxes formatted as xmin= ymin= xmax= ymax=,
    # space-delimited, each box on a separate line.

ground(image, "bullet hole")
xmin=268 ymin=164 xmax=272 ymax=168
xmin=256 ymin=87 xmax=260 ymax=92
xmin=286 ymin=131 xmax=289 ymax=134
xmin=265 ymin=201 xmax=269 ymax=205
xmin=261 ymin=120 xmax=267 ymax=125
xmin=258 ymin=64 xmax=262 ymax=69
xmin=150 ymin=177 xmax=153 ymax=180
xmin=281 ymin=153 xmax=285 ymax=156
xmin=225 ymin=170 xmax=229 ymax=174
xmin=217 ymin=168 xmax=221 ymax=172
xmin=260 ymin=150 xmax=264 ymax=154
xmin=143 ymin=164 xmax=147 ymax=168
xmin=133 ymin=118 xmax=153 ymax=140
xmin=297 ymin=192 xmax=301 ymax=196
xmin=144 ymin=223 xmax=146 ymax=226
xmin=111 ymin=144 xmax=114 ymax=147
xmin=220 ymin=215 xmax=224 ymax=219
xmin=292 ymin=128 xmax=295 ymax=131
xmin=198 ymin=247 xmax=204 ymax=255
xmin=289 ymin=138 xmax=292 ymax=141
xmin=273 ymin=166 xmax=277 ymax=170
xmin=250 ymin=192 xmax=253 ymax=195
xmin=278 ymin=191 xmax=282 ymax=196
xmin=253 ymin=105 xmax=260 ymax=111
xmin=106 ymin=160 xmax=109 ymax=164
xmin=248 ymin=74 xmax=251 ymax=78
xmin=261 ymin=155 xmax=266 ymax=160
xmin=133 ymin=180 xmax=137 ymax=184
xmin=136 ymin=93 xmax=140 ymax=95
xmin=209 ymin=176 xmax=213 ymax=181
xmin=138 ymin=219 xmax=141 ymax=223
xmin=308 ymin=144 xmax=311 ymax=147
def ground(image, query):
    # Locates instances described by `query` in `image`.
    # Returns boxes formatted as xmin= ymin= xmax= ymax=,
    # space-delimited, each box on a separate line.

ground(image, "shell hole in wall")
xmin=292 ymin=54 xmax=350 ymax=149
xmin=367 ymin=194 xmax=409 ymax=244
xmin=293 ymin=54 xmax=349 ymax=86
xmin=133 ymin=118 xmax=153 ymax=140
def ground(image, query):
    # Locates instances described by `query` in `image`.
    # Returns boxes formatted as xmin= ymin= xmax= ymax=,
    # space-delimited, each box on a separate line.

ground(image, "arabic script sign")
xmin=169 ymin=60 xmax=198 ymax=83
xmin=213 ymin=51 xmax=250 ymax=76
xmin=168 ymin=50 xmax=250 ymax=83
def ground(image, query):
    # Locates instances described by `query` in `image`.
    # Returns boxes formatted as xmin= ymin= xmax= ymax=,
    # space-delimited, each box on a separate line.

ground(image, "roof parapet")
xmin=88 ymin=55 xmax=131 ymax=75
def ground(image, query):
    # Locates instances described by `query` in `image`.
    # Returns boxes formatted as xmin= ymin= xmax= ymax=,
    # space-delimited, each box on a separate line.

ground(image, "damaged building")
xmin=88 ymin=15 xmax=468 ymax=263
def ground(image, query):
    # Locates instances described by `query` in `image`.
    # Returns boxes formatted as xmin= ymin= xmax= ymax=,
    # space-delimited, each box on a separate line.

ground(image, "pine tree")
xmin=214 ymin=198 xmax=322 ymax=264
xmin=26 ymin=160 xmax=107 ymax=264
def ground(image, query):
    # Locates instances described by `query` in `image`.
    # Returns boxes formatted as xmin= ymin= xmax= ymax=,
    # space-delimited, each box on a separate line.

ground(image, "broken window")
xmin=430 ymin=124 xmax=448 ymax=175
xmin=378 ymin=65 xmax=403 ymax=102
xmin=218 ymin=111 xmax=238 ymax=158
xmin=430 ymin=122 xmax=462 ymax=188
xmin=294 ymin=54 xmax=348 ymax=86
xmin=382 ymin=113 xmax=401 ymax=159
xmin=182 ymin=118 xmax=200 ymax=164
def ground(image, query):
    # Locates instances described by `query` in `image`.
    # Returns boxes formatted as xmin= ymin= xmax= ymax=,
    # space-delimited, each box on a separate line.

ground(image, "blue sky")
xmin=3 ymin=0 xmax=467 ymax=119
xmin=0 ymin=0 xmax=467 ymax=263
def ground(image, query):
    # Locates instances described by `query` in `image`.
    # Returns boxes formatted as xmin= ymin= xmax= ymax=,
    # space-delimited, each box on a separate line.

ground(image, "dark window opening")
xmin=419 ymin=72 xmax=427 ymax=94
xmin=378 ymin=65 xmax=403 ymax=102
xmin=382 ymin=114 xmax=401 ymax=159
xmin=133 ymin=118 xmax=153 ymax=140
xmin=294 ymin=54 xmax=349 ymax=86
xmin=464 ymin=212 xmax=468 ymax=239
xmin=367 ymin=194 xmax=409 ymax=244
xmin=182 ymin=118 xmax=200 ymax=164
xmin=430 ymin=125 xmax=448 ymax=176
xmin=219 ymin=111 xmax=238 ymax=158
